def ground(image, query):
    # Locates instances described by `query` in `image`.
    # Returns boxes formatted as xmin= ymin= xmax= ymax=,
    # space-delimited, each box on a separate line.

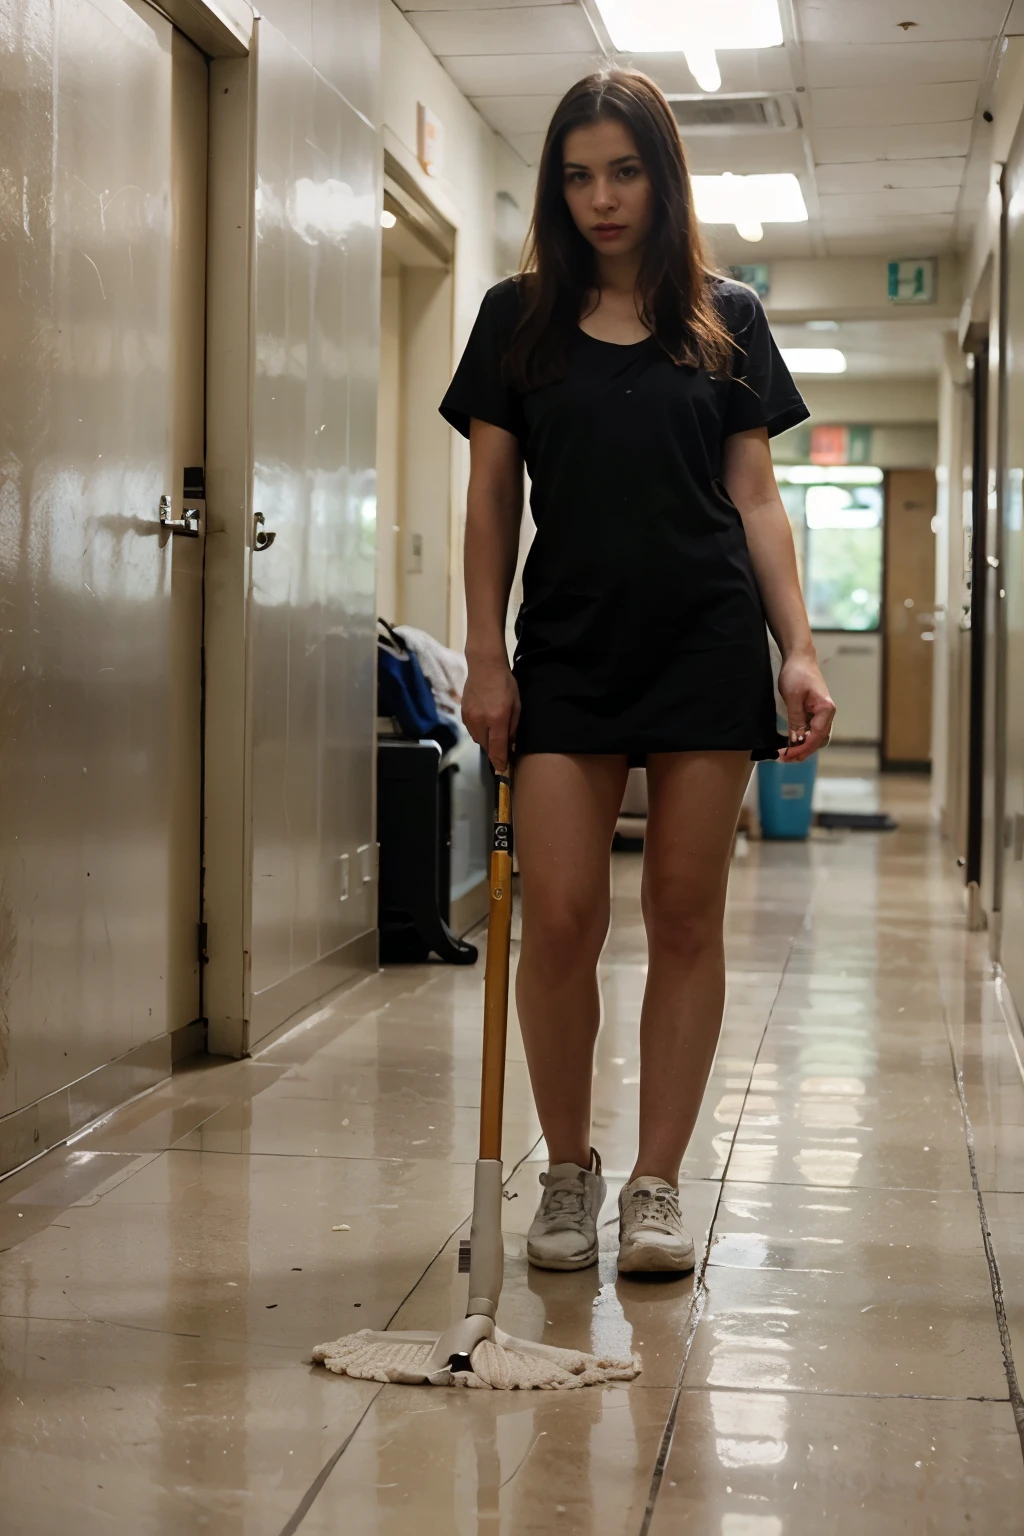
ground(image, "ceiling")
xmin=773 ymin=317 xmax=946 ymax=376
xmin=396 ymin=0 xmax=1019 ymax=263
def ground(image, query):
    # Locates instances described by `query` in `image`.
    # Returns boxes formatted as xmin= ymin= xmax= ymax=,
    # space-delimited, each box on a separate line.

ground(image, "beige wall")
xmin=377 ymin=273 xmax=401 ymax=625
xmin=379 ymin=0 xmax=535 ymax=649
xmin=931 ymin=338 xmax=972 ymax=838
xmin=796 ymin=377 xmax=939 ymax=428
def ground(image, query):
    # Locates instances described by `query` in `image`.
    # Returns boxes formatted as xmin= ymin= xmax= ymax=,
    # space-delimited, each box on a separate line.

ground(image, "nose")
xmin=591 ymin=176 xmax=618 ymax=214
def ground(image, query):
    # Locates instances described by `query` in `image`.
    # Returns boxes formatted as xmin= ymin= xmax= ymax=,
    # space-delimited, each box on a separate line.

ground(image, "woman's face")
xmin=561 ymin=116 xmax=655 ymax=260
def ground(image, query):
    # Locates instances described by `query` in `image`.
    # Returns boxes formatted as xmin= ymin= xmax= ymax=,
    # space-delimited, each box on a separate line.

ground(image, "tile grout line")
xmin=674 ymin=1382 xmax=1012 ymax=1405
xmin=941 ymin=1004 xmax=1024 ymax=1453
xmin=278 ymin=1133 xmax=548 ymax=1533
xmin=637 ymin=923 xmax=803 ymax=1536
xmin=276 ymin=1385 xmax=385 ymax=1536
xmin=382 ymin=1132 xmax=545 ymax=1330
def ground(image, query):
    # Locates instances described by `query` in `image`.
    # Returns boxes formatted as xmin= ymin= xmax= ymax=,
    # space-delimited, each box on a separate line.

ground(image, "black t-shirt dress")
xmin=440 ymin=276 xmax=809 ymax=763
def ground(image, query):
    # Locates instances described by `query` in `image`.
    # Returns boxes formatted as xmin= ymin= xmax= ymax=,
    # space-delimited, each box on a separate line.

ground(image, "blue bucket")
xmin=757 ymin=754 xmax=818 ymax=840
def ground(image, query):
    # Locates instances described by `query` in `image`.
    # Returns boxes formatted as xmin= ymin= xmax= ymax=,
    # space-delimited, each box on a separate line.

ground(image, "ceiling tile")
xmin=815 ymin=158 xmax=965 ymax=194
xmin=506 ymin=131 xmax=548 ymax=164
xmin=683 ymin=130 xmax=808 ymax=177
xmin=812 ymin=122 xmax=973 ymax=163
xmin=823 ymin=229 xmax=954 ymax=257
xmin=407 ymin=6 xmax=595 ymax=55
xmin=820 ymin=214 xmax=955 ymax=241
xmin=811 ymin=82 xmax=980 ymax=128
xmin=797 ymin=0 xmax=1009 ymax=45
xmin=704 ymin=226 xmax=818 ymax=263
xmin=439 ymin=50 xmax=601 ymax=96
xmin=819 ymin=187 xmax=960 ymax=219
xmin=773 ymin=319 xmax=945 ymax=375
xmin=625 ymin=49 xmax=795 ymax=95
xmin=803 ymin=39 xmax=992 ymax=88
xmin=471 ymin=94 xmax=564 ymax=135
xmin=401 ymin=0 xmax=571 ymax=8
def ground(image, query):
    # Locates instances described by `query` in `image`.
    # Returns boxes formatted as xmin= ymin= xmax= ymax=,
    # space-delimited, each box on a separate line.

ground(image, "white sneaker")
xmin=526 ymin=1149 xmax=606 ymax=1271
xmin=617 ymin=1176 xmax=695 ymax=1274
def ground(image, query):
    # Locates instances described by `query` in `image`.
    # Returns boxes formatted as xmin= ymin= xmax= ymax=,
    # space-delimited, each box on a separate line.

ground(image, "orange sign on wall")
xmin=809 ymin=424 xmax=849 ymax=465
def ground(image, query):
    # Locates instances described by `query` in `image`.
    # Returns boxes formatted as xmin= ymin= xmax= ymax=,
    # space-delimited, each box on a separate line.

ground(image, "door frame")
xmin=965 ymin=340 xmax=989 ymax=924
xmin=159 ymin=0 xmax=258 ymax=1058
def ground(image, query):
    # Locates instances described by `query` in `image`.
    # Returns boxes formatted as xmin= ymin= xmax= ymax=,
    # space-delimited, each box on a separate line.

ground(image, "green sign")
xmin=728 ymin=263 xmax=770 ymax=298
xmin=887 ymin=258 xmax=936 ymax=304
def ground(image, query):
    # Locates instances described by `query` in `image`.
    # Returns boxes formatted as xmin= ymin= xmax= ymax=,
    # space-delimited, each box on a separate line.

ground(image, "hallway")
xmin=2 ymin=768 xmax=1024 ymax=1533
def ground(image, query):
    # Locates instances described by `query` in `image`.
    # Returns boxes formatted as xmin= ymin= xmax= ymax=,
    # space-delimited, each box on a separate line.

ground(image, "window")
xmin=775 ymin=465 xmax=883 ymax=631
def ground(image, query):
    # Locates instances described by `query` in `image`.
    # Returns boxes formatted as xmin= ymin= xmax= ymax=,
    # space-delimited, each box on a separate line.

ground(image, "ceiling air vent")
xmin=669 ymin=96 xmax=797 ymax=132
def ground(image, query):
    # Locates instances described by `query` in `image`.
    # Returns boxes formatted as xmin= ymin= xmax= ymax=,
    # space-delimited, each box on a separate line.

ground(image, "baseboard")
xmin=0 ymin=1028 xmax=183 ymax=1182
xmin=880 ymin=759 xmax=932 ymax=774
xmin=172 ymin=1018 xmax=207 ymax=1063
xmin=247 ymin=929 xmax=379 ymax=1052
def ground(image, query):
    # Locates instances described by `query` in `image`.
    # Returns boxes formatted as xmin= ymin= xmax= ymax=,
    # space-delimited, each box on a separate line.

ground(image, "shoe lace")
xmin=628 ymin=1187 xmax=680 ymax=1231
xmin=538 ymin=1174 xmax=586 ymax=1229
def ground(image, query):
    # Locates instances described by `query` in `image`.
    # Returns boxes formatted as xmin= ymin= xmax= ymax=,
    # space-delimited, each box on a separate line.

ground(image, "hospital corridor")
xmin=4 ymin=0 xmax=1024 ymax=1531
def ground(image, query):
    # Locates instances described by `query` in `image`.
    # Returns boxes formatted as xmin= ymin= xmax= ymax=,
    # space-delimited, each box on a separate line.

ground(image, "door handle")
xmin=253 ymin=511 xmax=276 ymax=551
xmin=159 ymin=494 xmax=200 ymax=538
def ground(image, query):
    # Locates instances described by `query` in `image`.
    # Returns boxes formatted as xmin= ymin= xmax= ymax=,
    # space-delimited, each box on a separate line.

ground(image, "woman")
xmin=441 ymin=71 xmax=835 ymax=1275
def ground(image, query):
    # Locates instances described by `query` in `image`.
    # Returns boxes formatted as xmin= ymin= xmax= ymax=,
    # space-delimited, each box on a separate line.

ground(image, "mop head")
xmin=312 ymin=1328 xmax=641 ymax=1390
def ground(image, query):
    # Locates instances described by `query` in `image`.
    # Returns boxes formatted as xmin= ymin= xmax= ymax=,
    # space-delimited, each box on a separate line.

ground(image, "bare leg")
xmin=633 ymin=751 xmax=752 ymax=1186
xmin=514 ymin=753 xmax=630 ymax=1167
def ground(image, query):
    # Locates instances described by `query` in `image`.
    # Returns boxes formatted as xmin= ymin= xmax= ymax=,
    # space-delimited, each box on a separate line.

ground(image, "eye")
xmin=618 ymin=164 xmax=641 ymax=180
xmin=565 ymin=170 xmax=589 ymax=184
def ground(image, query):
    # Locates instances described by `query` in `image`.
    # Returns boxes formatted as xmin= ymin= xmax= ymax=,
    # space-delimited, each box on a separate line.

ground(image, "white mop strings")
xmin=312 ymin=1328 xmax=641 ymax=1390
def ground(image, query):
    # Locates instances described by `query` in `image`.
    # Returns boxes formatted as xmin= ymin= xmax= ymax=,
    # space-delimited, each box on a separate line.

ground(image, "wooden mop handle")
xmin=479 ymin=775 xmax=513 ymax=1161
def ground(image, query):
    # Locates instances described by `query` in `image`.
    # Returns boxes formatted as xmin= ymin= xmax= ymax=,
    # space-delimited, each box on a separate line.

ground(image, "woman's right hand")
xmin=462 ymin=656 xmax=521 ymax=773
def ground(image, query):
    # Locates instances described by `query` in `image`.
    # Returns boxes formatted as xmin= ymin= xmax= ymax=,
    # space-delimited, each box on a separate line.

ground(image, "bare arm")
xmin=462 ymin=418 xmax=525 ymax=771
xmin=722 ymin=426 xmax=836 ymax=760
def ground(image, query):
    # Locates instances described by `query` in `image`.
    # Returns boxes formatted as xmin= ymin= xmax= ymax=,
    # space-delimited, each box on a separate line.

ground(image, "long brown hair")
xmin=506 ymin=70 xmax=733 ymax=391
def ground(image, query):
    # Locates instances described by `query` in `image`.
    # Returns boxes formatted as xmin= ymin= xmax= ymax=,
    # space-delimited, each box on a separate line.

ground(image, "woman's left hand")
xmin=778 ymin=652 xmax=835 ymax=761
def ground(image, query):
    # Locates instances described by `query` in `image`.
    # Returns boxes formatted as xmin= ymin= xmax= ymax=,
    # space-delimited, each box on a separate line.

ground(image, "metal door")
xmin=882 ymin=470 xmax=937 ymax=768
xmin=247 ymin=46 xmax=380 ymax=1045
xmin=1001 ymin=145 xmax=1024 ymax=1009
xmin=0 ymin=0 xmax=207 ymax=1122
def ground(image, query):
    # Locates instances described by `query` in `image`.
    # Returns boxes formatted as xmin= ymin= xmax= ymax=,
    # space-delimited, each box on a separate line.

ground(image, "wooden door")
xmin=884 ymin=469 xmax=937 ymax=766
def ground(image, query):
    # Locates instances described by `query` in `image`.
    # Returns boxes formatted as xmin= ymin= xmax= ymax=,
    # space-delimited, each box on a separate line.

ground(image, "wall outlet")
xmin=407 ymin=531 xmax=423 ymax=574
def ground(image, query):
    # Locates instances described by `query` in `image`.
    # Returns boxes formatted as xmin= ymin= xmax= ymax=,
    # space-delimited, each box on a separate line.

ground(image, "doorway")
xmin=376 ymin=161 xmax=456 ymax=639
xmin=882 ymin=469 xmax=937 ymax=769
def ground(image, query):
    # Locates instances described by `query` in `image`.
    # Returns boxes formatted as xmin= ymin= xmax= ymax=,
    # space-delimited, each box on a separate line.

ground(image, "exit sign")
xmin=887 ymin=258 xmax=936 ymax=304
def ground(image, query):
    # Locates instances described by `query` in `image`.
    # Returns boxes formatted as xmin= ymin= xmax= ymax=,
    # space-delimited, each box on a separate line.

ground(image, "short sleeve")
xmin=440 ymin=279 xmax=527 ymax=442
xmin=721 ymin=285 xmax=809 ymax=439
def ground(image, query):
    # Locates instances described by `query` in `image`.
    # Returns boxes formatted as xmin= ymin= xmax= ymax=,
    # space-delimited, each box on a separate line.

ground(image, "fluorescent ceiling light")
xmin=780 ymin=348 xmax=847 ymax=374
xmin=595 ymin=0 xmax=782 ymax=90
xmin=692 ymin=173 xmax=807 ymax=241
xmin=776 ymin=466 xmax=883 ymax=486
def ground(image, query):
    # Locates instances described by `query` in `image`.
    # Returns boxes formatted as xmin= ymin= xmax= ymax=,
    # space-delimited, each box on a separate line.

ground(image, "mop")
xmin=312 ymin=775 xmax=641 ymax=1390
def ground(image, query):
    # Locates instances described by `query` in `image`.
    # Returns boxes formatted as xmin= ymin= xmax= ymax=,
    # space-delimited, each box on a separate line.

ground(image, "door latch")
xmin=159 ymin=494 xmax=200 ymax=538
xmin=254 ymin=511 xmax=276 ymax=551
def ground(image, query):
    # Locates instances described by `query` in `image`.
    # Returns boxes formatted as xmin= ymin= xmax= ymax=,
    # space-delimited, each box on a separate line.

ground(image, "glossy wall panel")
xmin=249 ymin=11 xmax=381 ymax=1037
xmin=1001 ymin=145 xmax=1024 ymax=1011
xmin=0 ymin=0 xmax=203 ymax=1115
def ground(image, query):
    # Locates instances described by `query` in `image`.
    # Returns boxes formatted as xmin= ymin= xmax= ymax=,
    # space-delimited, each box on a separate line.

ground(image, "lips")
xmin=593 ymin=224 xmax=626 ymax=236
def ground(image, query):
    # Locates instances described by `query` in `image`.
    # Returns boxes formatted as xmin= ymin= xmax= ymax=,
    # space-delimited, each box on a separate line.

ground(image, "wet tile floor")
xmin=3 ymin=764 xmax=1024 ymax=1533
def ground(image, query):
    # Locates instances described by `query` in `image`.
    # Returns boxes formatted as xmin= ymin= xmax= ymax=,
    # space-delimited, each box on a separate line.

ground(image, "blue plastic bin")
xmin=757 ymin=754 xmax=818 ymax=840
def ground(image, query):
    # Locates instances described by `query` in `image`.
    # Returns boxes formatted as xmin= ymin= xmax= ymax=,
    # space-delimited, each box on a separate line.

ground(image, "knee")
xmin=521 ymin=891 xmax=608 ymax=971
xmin=642 ymin=882 xmax=722 ymax=962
